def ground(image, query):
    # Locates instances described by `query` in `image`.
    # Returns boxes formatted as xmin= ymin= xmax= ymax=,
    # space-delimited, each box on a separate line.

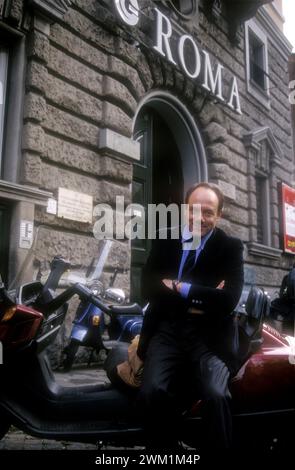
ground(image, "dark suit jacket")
xmin=138 ymin=226 xmax=244 ymax=361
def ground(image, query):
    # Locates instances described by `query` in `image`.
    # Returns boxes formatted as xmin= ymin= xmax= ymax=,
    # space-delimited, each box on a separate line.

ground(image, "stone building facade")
xmin=0 ymin=0 xmax=294 ymax=316
xmin=289 ymin=53 xmax=295 ymax=177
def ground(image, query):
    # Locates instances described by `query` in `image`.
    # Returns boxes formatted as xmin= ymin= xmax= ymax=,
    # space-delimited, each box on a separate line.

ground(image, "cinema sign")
xmin=114 ymin=0 xmax=242 ymax=114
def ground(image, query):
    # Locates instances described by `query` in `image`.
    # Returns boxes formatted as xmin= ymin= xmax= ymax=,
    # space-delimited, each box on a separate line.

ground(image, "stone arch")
xmin=133 ymin=90 xmax=208 ymax=194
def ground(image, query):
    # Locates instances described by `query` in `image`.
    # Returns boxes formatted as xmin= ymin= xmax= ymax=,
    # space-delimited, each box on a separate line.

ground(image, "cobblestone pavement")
xmin=0 ymin=430 xmax=99 ymax=450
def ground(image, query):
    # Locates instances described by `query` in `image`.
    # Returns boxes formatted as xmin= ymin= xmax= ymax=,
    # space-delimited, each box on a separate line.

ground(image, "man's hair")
xmin=185 ymin=182 xmax=224 ymax=214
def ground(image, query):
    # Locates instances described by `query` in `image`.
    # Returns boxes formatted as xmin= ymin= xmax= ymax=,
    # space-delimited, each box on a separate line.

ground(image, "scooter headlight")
xmin=92 ymin=315 xmax=100 ymax=326
xmin=88 ymin=281 xmax=104 ymax=296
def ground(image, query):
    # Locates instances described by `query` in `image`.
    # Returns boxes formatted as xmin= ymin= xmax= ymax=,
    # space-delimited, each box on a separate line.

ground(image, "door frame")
xmin=133 ymin=91 xmax=208 ymax=197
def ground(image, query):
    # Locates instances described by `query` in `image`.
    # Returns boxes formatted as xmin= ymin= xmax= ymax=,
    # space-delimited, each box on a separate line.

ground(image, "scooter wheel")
xmin=62 ymin=339 xmax=79 ymax=371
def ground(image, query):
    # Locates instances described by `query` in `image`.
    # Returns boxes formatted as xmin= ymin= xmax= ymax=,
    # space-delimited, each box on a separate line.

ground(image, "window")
xmin=245 ymin=20 xmax=270 ymax=109
xmin=243 ymin=127 xmax=283 ymax=259
xmin=255 ymin=174 xmax=270 ymax=246
xmin=249 ymin=31 xmax=267 ymax=90
xmin=0 ymin=47 xmax=8 ymax=176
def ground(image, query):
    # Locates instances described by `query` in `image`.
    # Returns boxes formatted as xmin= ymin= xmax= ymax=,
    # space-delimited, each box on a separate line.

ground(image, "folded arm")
xmin=183 ymin=239 xmax=244 ymax=316
xmin=163 ymin=239 xmax=244 ymax=316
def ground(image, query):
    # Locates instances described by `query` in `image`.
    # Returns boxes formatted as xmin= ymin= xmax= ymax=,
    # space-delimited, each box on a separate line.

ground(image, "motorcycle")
xmin=0 ymin=271 xmax=294 ymax=451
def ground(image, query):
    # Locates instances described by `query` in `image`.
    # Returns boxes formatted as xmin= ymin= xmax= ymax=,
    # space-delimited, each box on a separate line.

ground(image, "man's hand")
xmin=162 ymin=279 xmax=173 ymax=290
xmin=162 ymin=279 xmax=225 ymax=293
xmin=162 ymin=278 xmax=225 ymax=316
xmin=162 ymin=279 xmax=183 ymax=293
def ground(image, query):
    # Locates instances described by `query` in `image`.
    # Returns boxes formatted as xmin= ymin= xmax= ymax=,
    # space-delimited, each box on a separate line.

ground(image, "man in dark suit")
xmin=137 ymin=182 xmax=244 ymax=449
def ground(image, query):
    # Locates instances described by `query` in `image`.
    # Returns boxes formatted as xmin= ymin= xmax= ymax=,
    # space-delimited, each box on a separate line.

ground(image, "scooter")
xmin=61 ymin=238 xmax=144 ymax=371
xmin=62 ymin=267 xmax=143 ymax=371
xmin=1 ymin=271 xmax=294 ymax=451
xmin=0 ymin=278 xmax=145 ymax=446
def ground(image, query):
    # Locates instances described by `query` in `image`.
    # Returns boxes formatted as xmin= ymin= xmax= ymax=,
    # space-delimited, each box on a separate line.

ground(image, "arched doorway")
xmin=131 ymin=92 xmax=207 ymax=302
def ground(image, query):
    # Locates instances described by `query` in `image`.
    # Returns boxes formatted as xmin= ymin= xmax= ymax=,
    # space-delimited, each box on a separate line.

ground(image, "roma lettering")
xmin=153 ymin=8 xmax=242 ymax=114
xmin=114 ymin=1 xmax=242 ymax=114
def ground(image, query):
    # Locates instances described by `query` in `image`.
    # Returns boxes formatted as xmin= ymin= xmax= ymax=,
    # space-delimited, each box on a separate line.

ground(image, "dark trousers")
xmin=138 ymin=317 xmax=232 ymax=449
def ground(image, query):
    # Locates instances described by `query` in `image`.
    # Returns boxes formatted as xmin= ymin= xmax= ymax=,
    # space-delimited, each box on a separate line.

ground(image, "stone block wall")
xmin=21 ymin=2 xmax=143 ymax=298
xmin=20 ymin=0 xmax=294 ymax=307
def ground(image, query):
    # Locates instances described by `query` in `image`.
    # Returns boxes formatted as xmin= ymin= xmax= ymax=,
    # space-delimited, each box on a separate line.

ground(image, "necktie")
xmin=182 ymin=249 xmax=196 ymax=277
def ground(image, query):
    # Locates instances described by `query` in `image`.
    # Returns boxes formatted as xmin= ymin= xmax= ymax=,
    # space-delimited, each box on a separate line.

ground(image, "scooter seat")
xmin=0 ymin=355 xmax=137 ymax=423
xmin=109 ymin=303 xmax=143 ymax=316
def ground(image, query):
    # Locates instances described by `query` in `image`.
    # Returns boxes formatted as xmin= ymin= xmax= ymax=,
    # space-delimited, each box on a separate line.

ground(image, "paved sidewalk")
xmin=0 ymin=430 xmax=99 ymax=450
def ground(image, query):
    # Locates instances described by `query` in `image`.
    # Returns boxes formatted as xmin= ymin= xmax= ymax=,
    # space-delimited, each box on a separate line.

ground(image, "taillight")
xmin=1 ymin=306 xmax=17 ymax=322
xmin=0 ymin=305 xmax=43 ymax=351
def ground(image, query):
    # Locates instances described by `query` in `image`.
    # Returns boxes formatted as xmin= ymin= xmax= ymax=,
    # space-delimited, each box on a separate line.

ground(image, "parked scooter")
xmin=62 ymin=267 xmax=143 ymax=371
xmin=58 ymin=240 xmax=143 ymax=371
xmin=0 ymin=277 xmax=146 ymax=446
xmin=1 ymin=274 xmax=294 ymax=450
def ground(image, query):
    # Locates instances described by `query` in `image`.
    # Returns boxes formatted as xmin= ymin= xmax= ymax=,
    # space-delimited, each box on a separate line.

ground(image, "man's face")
xmin=187 ymin=187 xmax=221 ymax=236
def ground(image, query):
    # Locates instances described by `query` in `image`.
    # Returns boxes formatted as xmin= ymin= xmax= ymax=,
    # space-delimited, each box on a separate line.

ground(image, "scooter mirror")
xmin=104 ymin=288 xmax=125 ymax=304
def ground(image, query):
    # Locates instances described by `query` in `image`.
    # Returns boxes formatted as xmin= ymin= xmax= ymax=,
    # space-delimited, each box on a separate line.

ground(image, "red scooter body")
xmin=0 ymin=284 xmax=294 ymax=450
xmin=231 ymin=324 xmax=295 ymax=413
xmin=0 ymin=304 xmax=43 ymax=352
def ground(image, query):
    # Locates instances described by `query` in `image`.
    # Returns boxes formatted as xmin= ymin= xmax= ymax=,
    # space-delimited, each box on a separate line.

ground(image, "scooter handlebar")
xmin=39 ymin=282 xmax=143 ymax=318
xmin=78 ymin=285 xmax=112 ymax=314
xmin=41 ymin=282 xmax=112 ymax=315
